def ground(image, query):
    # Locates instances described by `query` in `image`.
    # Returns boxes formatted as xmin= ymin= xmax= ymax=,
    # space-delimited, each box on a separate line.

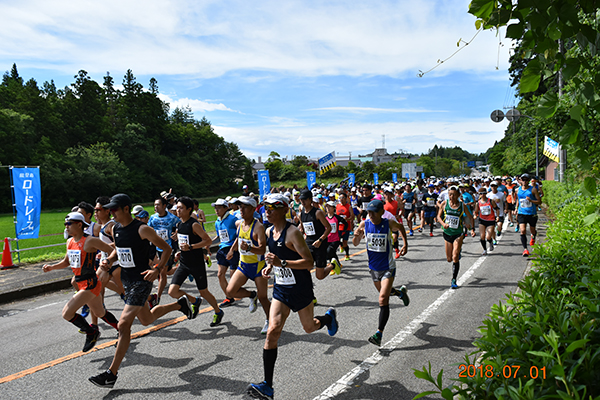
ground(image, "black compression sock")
xmin=69 ymin=314 xmax=94 ymax=334
xmin=378 ymin=304 xmax=390 ymax=332
xmin=344 ymin=246 xmax=349 ymax=256
xmin=520 ymin=234 xmax=527 ymax=249
xmin=315 ymin=314 xmax=332 ymax=330
xmin=101 ymin=311 xmax=119 ymax=330
xmin=480 ymin=239 xmax=486 ymax=250
xmin=263 ymin=348 xmax=278 ymax=388
xmin=452 ymin=262 xmax=460 ymax=280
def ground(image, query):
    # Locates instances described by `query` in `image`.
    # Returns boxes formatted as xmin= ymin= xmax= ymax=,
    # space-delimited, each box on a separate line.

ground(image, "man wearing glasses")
xmin=89 ymin=194 xmax=194 ymax=388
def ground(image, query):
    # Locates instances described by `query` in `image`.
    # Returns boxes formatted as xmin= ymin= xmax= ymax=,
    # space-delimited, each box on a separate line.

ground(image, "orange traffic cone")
xmin=1 ymin=237 xmax=15 ymax=269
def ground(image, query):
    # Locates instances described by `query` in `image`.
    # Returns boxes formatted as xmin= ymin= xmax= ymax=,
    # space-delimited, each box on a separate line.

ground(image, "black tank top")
xmin=300 ymin=207 xmax=325 ymax=244
xmin=177 ymin=218 xmax=204 ymax=268
xmin=114 ymin=219 xmax=151 ymax=281
xmin=267 ymin=222 xmax=311 ymax=287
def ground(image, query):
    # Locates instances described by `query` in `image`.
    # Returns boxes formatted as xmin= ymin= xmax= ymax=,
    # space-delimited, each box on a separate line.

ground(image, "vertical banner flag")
xmin=543 ymin=136 xmax=560 ymax=163
xmin=306 ymin=171 xmax=317 ymax=189
xmin=348 ymin=173 xmax=355 ymax=187
xmin=373 ymin=173 xmax=379 ymax=185
xmin=11 ymin=167 xmax=41 ymax=239
xmin=318 ymin=151 xmax=336 ymax=175
xmin=405 ymin=173 xmax=409 ymax=179
xmin=257 ymin=170 xmax=271 ymax=200
xmin=422 ymin=173 xmax=425 ymax=179
xmin=392 ymin=173 xmax=397 ymax=183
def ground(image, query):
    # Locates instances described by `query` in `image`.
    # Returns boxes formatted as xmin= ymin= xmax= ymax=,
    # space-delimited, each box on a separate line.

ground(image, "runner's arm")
xmin=191 ymin=222 xmax=213 ymax=249
xmin=42 ymin=255 xmax=69 ymax=272
xmin=389 ymin=219 xmax=408 ymax=255
xmin=352 ymin=221 xmax=366 ymax=246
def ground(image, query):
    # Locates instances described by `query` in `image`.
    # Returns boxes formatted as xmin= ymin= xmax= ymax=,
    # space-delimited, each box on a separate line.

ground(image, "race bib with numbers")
xmin=156 ymin=229 xmax=169 ymax=242
xmin=480 ymin=205 xmax=492 ymax=216
xmin=520 ymin=198 xmax=532 ymax=209
xmin=117 ymin=247 xmax=135 ymax=268
xmin=446 ymin=215 xmax=460 ymax=229
xmin=404 ymin=202 xmax=413 ymax=210
xmin=239 ymin=238 xmax=253 ymax=256
xmin=274 ymin=266 xmax=296 ymax=285
xmin=178 ymin=233 xmax=189 ymax=247
xmin=302 ymin=222 xmax=316 ymax=236
xmin=329 ymin=222 xmax=337 ymax=234
xmin=67 ymin=249 xmax=81 ymax=269
xmin=417 ymin=193 xmax=424 ymax=201
xmin=366 ymin=233 xmax=387 ymax=252
xmin=218 ymin=229 xmax=230 ymax=243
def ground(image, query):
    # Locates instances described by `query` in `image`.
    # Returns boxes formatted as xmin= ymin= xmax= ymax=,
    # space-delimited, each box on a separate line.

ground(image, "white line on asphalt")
xmin=1 ymin=301 xmax=62 ymax=318
xmin=314 ymin=220 xmax=510 ymax=400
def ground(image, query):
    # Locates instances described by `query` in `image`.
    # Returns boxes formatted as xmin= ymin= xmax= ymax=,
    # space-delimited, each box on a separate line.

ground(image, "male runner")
xmin=42 ymin=212 xmax=119 ymax=352
xmin=516 ymin=174 xmax=541 ymax=256
xmin=352 ymin=199 xmax=409 ymax=346
xmin=402 ymin=184 xmax=416 ymax=236
xmin=89 ymin=194 xmax=194 ymax=388
xmin=298 ymin=189 xmax=334 ymax=279
xmin=247 ymin=194 xmax=338 ymax=399
xmin=488 ymin=181 xmax=506 ymax=240
xmin=422 ymin=184 xmax=438 ymax=236
xmin=212 ymin=198 xmax=239 ymax=307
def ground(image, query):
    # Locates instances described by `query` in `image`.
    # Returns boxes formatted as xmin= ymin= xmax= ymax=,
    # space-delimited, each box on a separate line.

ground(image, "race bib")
xmin=330 ymin=222 xmax=337 ymax=234
xmin=303 ymin=222 xmax=316 ymax=236
xmin=274 ymin=266 xmax=296 ymax=285
xmin=417 ymin=193 xmax=424 ymax=201
xmin=156 ymin=229 xmax=169 ymax=242
xmin=366 ymin=233 xmax=387 ymax=253
xmin=239 ymin=238 xmax=253 ymax=256
xmin=446 ymin=215 xmax=460 ymax=229
xmin=262 ymin=212 xmax=267 ymax=223
xmin=426 ymin=198 xmax=435 ymax=207
xmin=178 ymin=233 xmax=189 ymax=247
xmin=117 ymin=247 xmax=135 ymax=268
xmin=404 ymin=202 xmax=413 ymax=210
xmin=520 ymin=198 xmax=532 ymax=208
xmin=67 ymin=249 xmax=80 ymax=269
xmin=481 ymin=205 xmax=492 ymax=216
xmin=351 ymin=200 xmax=358 ymax=208
xmin=218 ymin=229 xmax=230 ymax=243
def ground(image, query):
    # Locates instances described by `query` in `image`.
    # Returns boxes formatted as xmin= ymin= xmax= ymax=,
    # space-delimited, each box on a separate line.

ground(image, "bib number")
xmin=117 ymin=247 xmax=135 ymax=268
xmin=329 ymin=222 xmax=337 ymax=234
xmin=427 ymin=198 xmax=435 ymax=207
xmin=446 ymin=215 xmax=460 ymax=229
xmin=67 ymin=249 xmax=80 ymax=269
xmin=366 ymin=233 xmax=387 ymax=253
xmin=239 ymin=238 xmax=253 ymax=256
xmin=417 ymin=193 xmax=424 ymax=201
xmin=157 ymin=229 xmax=169 ymax=242
xmin=273 ymin=266 xmax=296 ymax=285
xmin=303 ymin=222 xmax=316 ymax=236
xmin=178 ymin=233 xmax=189 ymax=247
xmin=404 ymin=202 xmax=413 ymax=210
xmin=218 ymin=229 xmax=230 ymax=243
xmin=481 ymin=205 xmax=491 ymax=216
xmin=520 ymin=198 xmax=532 ymax=208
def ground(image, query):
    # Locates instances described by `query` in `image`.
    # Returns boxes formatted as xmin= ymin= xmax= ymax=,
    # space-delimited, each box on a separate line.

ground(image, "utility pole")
xmin=558 ymin=39 xmax=566 ymax=182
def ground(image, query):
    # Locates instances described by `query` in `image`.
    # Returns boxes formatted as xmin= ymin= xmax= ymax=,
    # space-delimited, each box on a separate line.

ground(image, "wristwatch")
xmin=281 ymin=260 xmax=288 ymax=267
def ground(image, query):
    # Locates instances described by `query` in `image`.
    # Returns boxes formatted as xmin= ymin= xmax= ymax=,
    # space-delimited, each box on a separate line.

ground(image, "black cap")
xmin=103 ymin=193 xmax=133 ymax=210
xmin=520 ymin=173 xmax=531 ymax=180
xmin=365 ymin=199 xmax=384 ymax=212
xmin=299 ymin=189 xmax=312 ymax=200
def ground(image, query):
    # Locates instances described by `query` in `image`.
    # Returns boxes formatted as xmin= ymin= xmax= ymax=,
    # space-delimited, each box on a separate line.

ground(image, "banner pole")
xmin=8 ymin=166 xmax=21 ymax=263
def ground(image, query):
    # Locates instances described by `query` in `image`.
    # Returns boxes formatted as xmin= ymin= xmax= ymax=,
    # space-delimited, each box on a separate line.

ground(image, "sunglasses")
xmin=64 ymin=221 xmax=74 ymax=226
xmin=109 ymin=208 xmax=119 ymax=212
xmin=265 ymin=204 xmax=285 ymax=210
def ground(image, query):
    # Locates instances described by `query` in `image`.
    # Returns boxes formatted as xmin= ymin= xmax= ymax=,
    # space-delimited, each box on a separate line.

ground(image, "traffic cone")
xmin=1 ymin=237 xmax=15 ymax=270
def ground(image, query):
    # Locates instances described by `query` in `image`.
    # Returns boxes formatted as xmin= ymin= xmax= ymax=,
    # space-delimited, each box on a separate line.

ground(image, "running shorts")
xmin=237 ymin=261 xmax=265 ymax=281
xmin=479 ymin=219 xmax=496 ymax=227
xmin=308 ymin=242 xmax=328 ymax=268
xmin=369 ymin=268 xmax=396 ymax=282
xmin=517 ymin=214 xmax=538 ymax=227
xmin=171 ymin=262 xmax=208 ymax=291
xmin=217 ymin=246 xmax=240 ymax=270
xmin=273 ymin=282 xmax=314 ymax=312
xmin=443 ymin=232 xmax=463 ymax=243
xmin=122 ymin=277 xmax=153 ymax=307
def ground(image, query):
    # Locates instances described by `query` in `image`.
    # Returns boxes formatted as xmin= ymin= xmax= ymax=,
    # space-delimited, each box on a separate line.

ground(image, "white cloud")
xmin=309 ymin=107 xmax=448 ymax=114
xmin=157 ymin=94 xmax=236 ymax=114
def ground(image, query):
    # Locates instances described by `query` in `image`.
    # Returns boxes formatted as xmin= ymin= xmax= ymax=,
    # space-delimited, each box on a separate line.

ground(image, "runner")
xmin=147 ymin=196 xmax=181 ymax=305
xmin=516 ymin=174 xmax=541 ymax=257
xmin=437 ymin=187 xmax=475 ymax=289
xmin=352 ymin=199 xmax=410 ymax=347
xmin=169 ymin=196 xmax=223 ymax=325
xmin=402 ymin=183 xmax=416 ymax=236
xmin=212 ymin=198 xmax=239 ymax=308
xmin=422 ymin=184 xmax=438 ymax=236
xmin=335 ymin=192 xmax=354 ymax=261
xmin=414 ymin=180 xmax=425 ymax=233
xmin=226 ymin=196 xmax=271 ymax=334
xmin=298 ymin=189 xmax=334 ymax=280
xmin=325 ymin=200 xmax=348 ymax=275
xmin=89 ymin=194 xmax=194 ymax=388
xmin=505 ymin=178 xmax=517 ymax=227
xmin=383 ymin=187 xmax=402 ymax=258
xmin=247 ymin=194 xmax=338 ymax=399
xmin=488 ymin=181 xmax=506 ymax=241
xmin=42 ymin=212 xmax=119 ymax=353
xmin=474 ymin=187 xmax=499 ymax=255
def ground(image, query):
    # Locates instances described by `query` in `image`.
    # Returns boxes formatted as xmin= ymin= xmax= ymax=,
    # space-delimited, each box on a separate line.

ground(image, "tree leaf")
xmin=413 ymin=391 xmax=440 ymax=399
xmin=520 ymin=59 xmax=542 ymax=94
xmin=527 ymin=350 xmax=554 ymax=358
xmin=569 ymin=105 xmax=584 ymax=122
xmin=559 ymin=119 xmax=580 ymax=144
xmin=562 ymin=57 xmax=581 ymax=80
xmin=537 ymin=92 xmax=558 ymax=118
xmin=583 ymin=212 xmax=600 ymax=226
xmin=581 ymin=177 xmax=597 ymax=196
xmin=468 ymin=0 xmax=496 ymax=20
xmin=506 ymin=23 xmax=523 ymax=39
xmin=576 ymin=149 xmax=592 ymax=170
xmin=566 ymin=338 xmax=589 ymax=353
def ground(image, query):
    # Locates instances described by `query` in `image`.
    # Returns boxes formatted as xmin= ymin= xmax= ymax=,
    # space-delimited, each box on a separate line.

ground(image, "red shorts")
xmin=77 ymin=278 xmax=102 ymax=297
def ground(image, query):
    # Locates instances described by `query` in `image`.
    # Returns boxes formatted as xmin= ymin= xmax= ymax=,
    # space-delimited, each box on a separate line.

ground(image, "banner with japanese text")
xmin=373 ymin=173 xmax=379 ymax=185
xmin=11 ymin=167 xmax=41 ymax=239
xmin=257 ymin=170 xmax=271 ymax=200
xmin=392 ymin=173 xmax=397 ymax=183
xmin=306 ymin=171 xmax=317 ymax=189
xmin=318 ymin=151 xmax=336 ymax=175
xmin=348 ymin=173 xmax=355 ymax=187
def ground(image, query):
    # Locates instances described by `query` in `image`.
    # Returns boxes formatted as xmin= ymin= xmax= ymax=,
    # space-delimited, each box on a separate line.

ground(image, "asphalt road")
xmin=0 ymin=222 xmax=532 ymax=400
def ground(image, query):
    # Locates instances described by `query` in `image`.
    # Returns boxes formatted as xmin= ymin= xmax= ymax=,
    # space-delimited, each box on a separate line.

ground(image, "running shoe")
xmin=249 ymin=291 xmax=258 ymax=313
xmin=247 ymin=381 xmax=274 ymax=399
xmin=409 ymin=230 xmax=414 ymax=236
xmin=339 ymin=246 xmax=344 ymax=253
xmin=418 ymin=228 xmax=423 ymax=233
xmin=206 ymin=256 xmax=212 ymax=268
xmin=391 ymin=285 xmax=410 ymax=306
xmin=394 ymin=248 xmax=400 ymax=259
xmin=522 ymin=249 xmax=530 ymax=257
xmin=515 ymin=226 xmax=519 ymax=232
xmin=451 ymin=279 xmax=458 ymax=289
xmin=210 ymin=310 xmax=224 ymax=327
xmin=530 ymin=236 xmax=536 ymax=246
xmin=83 ymin=327 xmax=100 ymax=352
xmin=313 ymin=297 xmax=318 ymax=306
xmin=344 ymin=255 xmax=350 ymax=261
xmin=482 ymin=250 xmax=487 ymax=256
xmin=368 ymin=331 xmax=382 ymax=347
xmin=330 ymin=259 xmax=342 ymax=275
xmin=148 ymin=293 xmax=160 ymax=309
xmin=489 ymin=243 xmax=494 ymax=252
xmin=325 ymin=308 xmax=338 ymax=336
xmin=192 ymin=297 xmax=203 ymax=319
xmin=177 ymin=296 xmax=193 ymax=319
xmin=429 ymin=232 xmax=434 ymax=237
xmin=79 ymin=323 xmax=98 ymax=335
xmin=188 ymin=274 xmax=194 ymax=282
xmin=81 ymin=304 xmax=90 ymax=318
xmin=89 ymin=369 xmax=117 ymax=388
xmin=509 ymin=222 xmax=514 ymax=227
xmin=219 ymin=298 xmax=235 ymax=307
xmin=492 ymin=239 xmax=498 ymax=245
xmin=261 ymin=320 xmax=269 ymax=335
xmin=497 ymin=230 xmax=502 ymax=237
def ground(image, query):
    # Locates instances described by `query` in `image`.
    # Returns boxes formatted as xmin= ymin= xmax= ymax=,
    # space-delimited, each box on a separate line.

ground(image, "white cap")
xmin=132 ymin=205 xmax=144 ymax=215
xmin=232 ymin=196 xmax=257 ymax=208
xmin=65 ymin=212 xmax=89 ymax=227
xmin=211 ymin=198 xmax=229 ymax=207
xmin=326 ymin=200 xmax=336 ymax=207
xmin=265 ymin=193 xmax=290 ymax=206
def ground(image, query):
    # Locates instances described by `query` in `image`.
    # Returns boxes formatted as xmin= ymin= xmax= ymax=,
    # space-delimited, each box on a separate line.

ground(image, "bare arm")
xmin=42 ymin=254 xmax=69 ymax=272
xmin=139 ymin=224 xmax=172 ymax=281
xmin=353 ymin=220 xmax=366 ymax=247
xmin=389 ymin=219 xmax=408 ymax=255
xmin=265 ymin=225 xmax=314 ymax=270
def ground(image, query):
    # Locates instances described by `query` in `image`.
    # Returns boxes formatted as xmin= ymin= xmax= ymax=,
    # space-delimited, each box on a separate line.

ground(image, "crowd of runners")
xmin=41 ymin=173 xmax=543 ymax=399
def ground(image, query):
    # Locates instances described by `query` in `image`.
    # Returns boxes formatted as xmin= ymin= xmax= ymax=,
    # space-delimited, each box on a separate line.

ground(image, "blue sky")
xmin=0 ymin=0 xmax=516 ymax=161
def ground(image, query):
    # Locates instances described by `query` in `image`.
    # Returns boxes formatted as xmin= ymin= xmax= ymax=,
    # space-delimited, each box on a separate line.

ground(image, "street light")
xmin=490 ymin=108 xmax=539 ymax=177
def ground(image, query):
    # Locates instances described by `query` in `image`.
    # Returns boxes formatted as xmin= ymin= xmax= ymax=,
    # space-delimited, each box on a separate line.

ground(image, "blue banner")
xmin=257 ymin=170 xmax=271 ymax=200
xmin=348 ymin=173 xmax=355 ymax=187
xmin=318 ymin=151 xmax=337 ymax=175
xmin=392 ymin=173 xmax=397 ymax=183
xmin=11 ymin=167 xmax=41 ymax=239
xmin=307 ymin=171 xmax=317 ymax=189
xmin=373 ymin=173 xmax=379 ymax=185
xmin=405 ymin=173 xmax=409 ymax=179
xmin=422 ymin=173 xmax=426 ymax=179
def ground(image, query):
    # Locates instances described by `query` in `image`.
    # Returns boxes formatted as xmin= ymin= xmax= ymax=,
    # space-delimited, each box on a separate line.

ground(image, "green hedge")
xmin=414 ymin=183 xmax=600 ymax=399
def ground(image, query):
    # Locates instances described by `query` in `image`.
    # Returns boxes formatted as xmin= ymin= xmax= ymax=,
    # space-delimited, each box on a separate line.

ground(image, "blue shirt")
xmin=148 ymin=212 xmax=181 ymax=251
xmin=364 ymin=218 xmax=395 ymax=272
xmin=517 ymin=186 xmax=537 ymax=215
xmin=215 ymin=212 xmax=238 ymax=248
